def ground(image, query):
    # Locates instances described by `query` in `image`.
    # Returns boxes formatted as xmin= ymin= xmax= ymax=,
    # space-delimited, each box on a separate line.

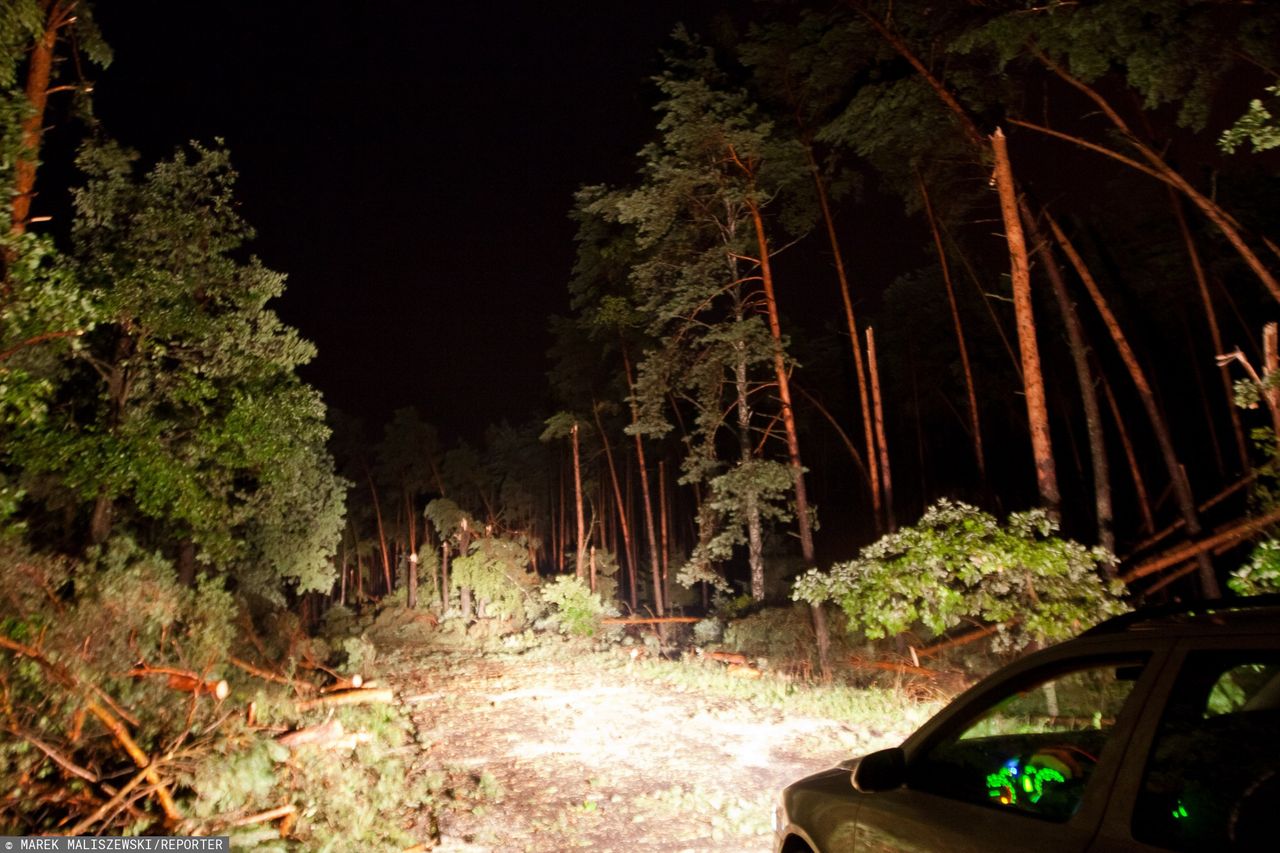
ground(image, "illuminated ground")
xmin=388 ymin=642 xmax=920 ymax=852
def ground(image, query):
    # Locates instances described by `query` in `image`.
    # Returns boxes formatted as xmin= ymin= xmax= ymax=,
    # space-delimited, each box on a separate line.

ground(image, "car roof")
xmin=1079 ymin=594 xmax=1280 ymax=639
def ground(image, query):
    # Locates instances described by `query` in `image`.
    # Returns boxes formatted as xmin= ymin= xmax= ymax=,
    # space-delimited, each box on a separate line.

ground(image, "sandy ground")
xmin=386 ymin=641 xmax=915 ymax=853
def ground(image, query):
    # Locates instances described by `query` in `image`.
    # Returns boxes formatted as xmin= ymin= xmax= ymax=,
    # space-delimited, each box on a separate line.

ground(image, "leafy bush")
xmin=793 ymin=500 xmax=1126 ymax=650
xmin=450 ymin=535 xmax=538 ymax=622
xmin=539 ymin=575 xmax=619 ymax=637
xmin=1228 ymin=539 xmax=1280 ymax=595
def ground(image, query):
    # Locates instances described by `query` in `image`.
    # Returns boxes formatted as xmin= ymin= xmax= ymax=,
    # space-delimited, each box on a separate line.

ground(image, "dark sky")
xmin=84 ymin=1 xmax=720 ymax=441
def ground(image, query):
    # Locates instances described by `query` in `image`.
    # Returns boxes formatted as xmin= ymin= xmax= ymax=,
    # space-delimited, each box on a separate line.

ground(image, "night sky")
xmin=81 ymin=1 xmax=720 ymax=440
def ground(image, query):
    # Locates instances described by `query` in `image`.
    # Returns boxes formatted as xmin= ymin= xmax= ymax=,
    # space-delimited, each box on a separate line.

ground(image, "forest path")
xmin=385 ymin=641 xmax=879 ymax=852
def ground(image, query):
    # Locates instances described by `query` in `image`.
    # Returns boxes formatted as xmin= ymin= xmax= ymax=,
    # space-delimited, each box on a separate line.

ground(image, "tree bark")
xmin=620 ymin=349 xmax=664 ymax=616
xmin=1102 ymin=372 xmax=1156 ymax=536
xmin=1170 ymin=189 xmax=1248 ymax=472
xmin=739 ymin=182 xmax=829 ymax=678
xmin=592 ymin=400 xmax=636 ymax=605
xmin=571 ymin=421 xmax=587 ymax=579
xmin=866 ymin=326 xmax=896 ymax=532
xmin=992 ymin=129 xmax=1061 ymax=516
xmin=805 ymin=142 xmax=882 ymax=529
xmin=11 ymin=1 xmax=72 ymax=236
xmin=1023 ymin=205 xmax=1113 ymax=553
xmin=366 ymin=469 xmax=392 ymax=596
xmin=1044 ymin=212 xmax=1219 ymax=598
xmin=918 ymin=170 xmax=985 ymax=484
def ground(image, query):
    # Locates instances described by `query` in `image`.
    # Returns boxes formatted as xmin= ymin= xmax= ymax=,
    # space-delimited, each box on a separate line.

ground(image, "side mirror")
xmin=852 ymin=747 xmax=907 ymax=793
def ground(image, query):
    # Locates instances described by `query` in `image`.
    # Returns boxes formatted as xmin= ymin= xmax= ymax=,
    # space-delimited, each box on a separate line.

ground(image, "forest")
xmin=2 ymin=0 xmax=1280 ymax=846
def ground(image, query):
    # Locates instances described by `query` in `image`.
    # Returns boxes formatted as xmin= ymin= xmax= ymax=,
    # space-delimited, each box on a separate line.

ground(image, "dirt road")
xmin=389 ymin=643 xmax=915 ymax=853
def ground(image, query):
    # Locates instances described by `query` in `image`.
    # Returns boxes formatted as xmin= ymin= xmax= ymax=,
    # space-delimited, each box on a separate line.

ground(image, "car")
xmin=773 ymin=596 xmax=1280 ymax=852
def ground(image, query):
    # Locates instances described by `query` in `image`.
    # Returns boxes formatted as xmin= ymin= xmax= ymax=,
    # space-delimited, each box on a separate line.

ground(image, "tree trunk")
xmin=592 ymin=400 xmax=635 ymax=603
xmin=659 ymin=459 xmax=671 ymax=609
xmin=1101 ymin=372 xmax=1157 ymax=537
xmin=11 ymin=1 xmax=71 ymax=236
xmin=1024 ymin=205 xmax=1113 ymax=553
xmin=1170 ymin=189 xmax=1248 ymax=472
xmin=866 ymin=326 xmax=896 ymax=532
xmin=1045 ymin=212 xmax=1219 ymax=597
xmin=804 ymin=142 xmax=882 ymax=529
xmin=1024 ymin=50 xmax=1280 ymax=305
xmin=740 ymin=188 xmax=829 ymax=678
xmin=366 ymin=470 xmax=392 ymax=596
xmin=620 ymin=349 xmax=664 ymax=616
xmin=441 ymin=541 xmax=451 ymax=610
xmin=571 ymin=421 xmax=587 ymax=579
xmin=992 ymin=129 xmax=1061 ymax=517
xmin=918 ymin=171 xmax=985 ymax=484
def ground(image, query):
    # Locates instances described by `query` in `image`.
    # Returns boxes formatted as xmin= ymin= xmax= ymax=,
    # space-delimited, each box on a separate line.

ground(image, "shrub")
xmin=1228 ymin=539 xmax=1280 ymax=595
xmin=539 ymin=575 xmax=619 ymax=637
xmin=450 ymin=535 xmax=538 ymax=622
xmin=794 ymin=499 xmax=1126 ymax=650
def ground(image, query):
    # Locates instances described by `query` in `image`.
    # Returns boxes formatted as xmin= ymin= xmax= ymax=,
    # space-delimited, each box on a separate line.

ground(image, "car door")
xmin=1088 ymin=634 xmax=1280 ymax=852
xmin=853 ymin=652 xmax=1163 ymax=853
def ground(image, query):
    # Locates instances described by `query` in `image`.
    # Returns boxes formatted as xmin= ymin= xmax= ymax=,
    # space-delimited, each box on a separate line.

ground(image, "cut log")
xmin=127 ymin=665 xmax=229 ymax=700
xmin=849 ymin=656 xmax=940 ymax=679
xmin=600 ymin=616 xmax=700 ymax=625
xmin=702 ymin=651 xmax=749 ymax=666
xmin=229 ymin=656 xmax=316 ymax=694
xmin=228 ymin=804 xmax=297 ymax=828
xmin=296 ymin=687 xmax=394 ymax=712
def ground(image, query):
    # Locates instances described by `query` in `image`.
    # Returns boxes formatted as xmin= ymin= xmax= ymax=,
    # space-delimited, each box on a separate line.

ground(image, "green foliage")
xmin=1228 ymin=539 xmax=1280 ymax=596
xmin=794 ymin=500 xmax=1126 ymax=650
xmin=7 ymin=141 xmax=345 ymax=597
xmin=450 ymin=535 xmax=538 ymax=622
xmin=1221 ymin=83 xmax=1280 ymax=154
xmin=538 ymin=575 xmax=619 ymax=636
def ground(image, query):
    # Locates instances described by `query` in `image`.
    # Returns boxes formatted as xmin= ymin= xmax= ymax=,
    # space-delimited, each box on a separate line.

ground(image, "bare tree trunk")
xmin=593 ymin=401 xmax=635 ymax=603
xmin=1045 ymin=212 xmax=1219 ymax=597
xmin=804 ymin=142 xmax=882 ymax=529
xmin=734 ymin=325 xmax=768 ymax=601
xmin=739 ymin=187 xmax=829 ymax=678
xmin=366 ymin=470 xmax=392 ymax=596
xmin=1170 ymin=190 xmax=1248 ymax=471
xmin=918 ymin=171 xmax=985 ymax=484
xmin=1266 ymin=324 xmax=1280 ymax=455
xmin=866 ymin=326 xmax=896 ymax=532
xmin=1024 ymin=205 xmax=1113 ymax=553
xmin=992 ymin=129 xmax=1061 ymax=517
xmin=441 ymin=541 xmax=451 ymax=610
xmin=571 ymin=421 xmax=587 ymax=579
xmin=620 ymin=350 xmax=665 ymax=616
xmin=1101 ymin=373 xmax=1157 ymax=537
xmin=659 ymin=459 xmax=671 ymax=609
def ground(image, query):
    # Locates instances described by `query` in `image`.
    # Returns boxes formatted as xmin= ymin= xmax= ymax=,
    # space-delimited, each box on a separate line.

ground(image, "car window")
xmin=906 ymin=658 xmax=1146 ymax=822
xmin=1132 ymin=652 xmax=1280 ymax=851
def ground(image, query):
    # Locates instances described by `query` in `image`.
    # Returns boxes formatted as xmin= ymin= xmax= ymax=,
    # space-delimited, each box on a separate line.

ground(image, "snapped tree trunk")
xmin=992 ymin=129 xmax=1061 ymax=517
xmin=804 ymin=142 xmax=882 ymax=528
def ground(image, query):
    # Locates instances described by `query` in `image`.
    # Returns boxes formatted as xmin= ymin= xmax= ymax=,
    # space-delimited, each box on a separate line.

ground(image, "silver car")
xmin=774 ymin=598 xmax=1280 ymax=852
